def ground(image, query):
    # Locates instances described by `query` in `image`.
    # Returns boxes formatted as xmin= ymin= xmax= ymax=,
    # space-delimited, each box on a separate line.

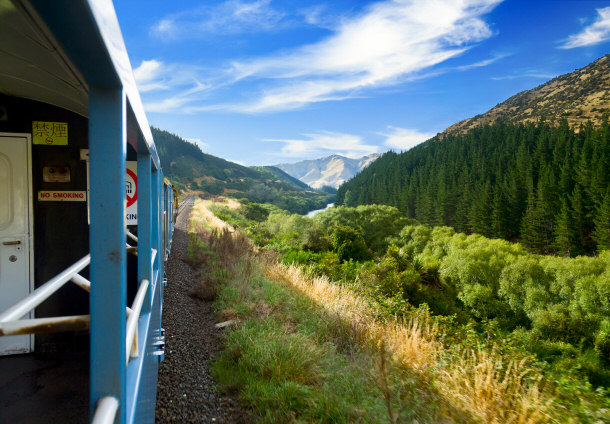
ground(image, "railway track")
xmin=177 ymin=195 xmax=196 ymax=217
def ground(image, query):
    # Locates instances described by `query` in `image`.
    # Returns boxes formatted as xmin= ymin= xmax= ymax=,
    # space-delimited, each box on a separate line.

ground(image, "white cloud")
xmin=134 ymin=60 xmax=216 ymax=113
xmin=133 ymin=60 xmax=169 ymax=92
xmin=264 ymin=131 xmax=379 ymax=158
xmin=490 ymin=72 xmax=556 ymax=81
xmin=184 ymin=137 xmax=210 ymax=151
xmin=559 ymin=6 xmax=610 ymax=49
xmin=455 ymin=52 xmax=510 ymax=70
xmin=223 ymin=0 xmax=502 ymax=112
xmin=151 ymin=0 xmax=285 ymax=39
xmin=381 ymin=126 xmax=435 ymax=150
xmin=141 ymin=0 xmax=503 ymax=113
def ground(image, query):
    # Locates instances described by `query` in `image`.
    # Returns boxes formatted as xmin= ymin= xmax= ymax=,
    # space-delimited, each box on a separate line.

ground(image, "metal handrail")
xmin=0 ymin=315 xmax=90 ymax=336
xmin=0 ymin=255 xmax=91 ymax=323
xmin=126 ymin=230 xmax=138 ymax=243
xmin=0 ymin=244 xmax=141 ymax=337
xmin=91 ymin=396 xmax=119 ymax=424
xmin=151 ymin=248 xmax=157 ymax=268
xmin=125 ymin=279 xmax=150 ymax=363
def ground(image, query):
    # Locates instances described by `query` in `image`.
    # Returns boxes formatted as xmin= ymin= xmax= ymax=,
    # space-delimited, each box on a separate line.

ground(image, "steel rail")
xmin=0 ymin=255 xmax=91 ymax=322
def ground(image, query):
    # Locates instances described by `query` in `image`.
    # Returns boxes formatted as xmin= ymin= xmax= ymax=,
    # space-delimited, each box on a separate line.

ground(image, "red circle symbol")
xmin=126 ymin=168 xmax=137 ymax=207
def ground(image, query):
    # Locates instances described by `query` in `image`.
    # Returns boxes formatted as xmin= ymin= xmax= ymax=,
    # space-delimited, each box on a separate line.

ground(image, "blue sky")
xmin=114 ymin=0 xmax=610 ymax=166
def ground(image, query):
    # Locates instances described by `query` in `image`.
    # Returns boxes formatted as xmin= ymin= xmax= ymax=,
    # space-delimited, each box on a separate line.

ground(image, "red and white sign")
xmin=125 ymin=162 xmax=137 ymax=225
xmin=38 ymin=191 xmax=86 ymax=201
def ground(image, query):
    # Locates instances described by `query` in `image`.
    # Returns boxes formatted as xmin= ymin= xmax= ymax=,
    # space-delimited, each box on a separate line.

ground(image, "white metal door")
xmin=0 ymin=134 xmax=32 ymax=355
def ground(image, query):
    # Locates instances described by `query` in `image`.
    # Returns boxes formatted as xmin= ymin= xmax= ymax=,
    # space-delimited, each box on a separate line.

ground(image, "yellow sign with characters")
xmin=32 ymin=121 xmax=68 ymax=145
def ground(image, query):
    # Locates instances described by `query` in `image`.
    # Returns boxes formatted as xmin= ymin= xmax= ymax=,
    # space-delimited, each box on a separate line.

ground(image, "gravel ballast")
xmin=156 ymin=200 xmax=250 ymax=423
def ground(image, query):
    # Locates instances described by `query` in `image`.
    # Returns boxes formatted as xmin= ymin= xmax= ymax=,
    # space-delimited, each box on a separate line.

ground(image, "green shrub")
xmin=330 ymin=225 xmax=371 ymax=262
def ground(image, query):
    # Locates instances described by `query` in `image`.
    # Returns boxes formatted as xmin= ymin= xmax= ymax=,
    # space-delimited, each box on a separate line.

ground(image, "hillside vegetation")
xmin=194 ymin=200 xmax=609 ymax=422
xmin=336 ymin=119 xmax=610 ymax=256
xmin=152 ymin=127 xmax=333 ymax=214
xmin=444 ymin=54 xmax=610 ymax=135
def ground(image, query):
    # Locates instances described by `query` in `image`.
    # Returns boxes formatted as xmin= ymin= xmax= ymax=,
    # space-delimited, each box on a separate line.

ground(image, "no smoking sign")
xmin=126 ymin=162 xmax=138 ymax=225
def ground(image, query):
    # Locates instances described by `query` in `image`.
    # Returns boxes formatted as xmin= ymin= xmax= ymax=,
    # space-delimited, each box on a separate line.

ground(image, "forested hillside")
xmin=152 ymin=127 xmax=334 ymax=214
xmin=336 ymin=119 xmax=610 ymax=255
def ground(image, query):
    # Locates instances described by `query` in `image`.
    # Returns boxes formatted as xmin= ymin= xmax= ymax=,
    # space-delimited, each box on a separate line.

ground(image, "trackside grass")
xmin=189 ymin=204 xmax=449 ymax=423
xmin=187 ymin=199 xmax=607 ymax=423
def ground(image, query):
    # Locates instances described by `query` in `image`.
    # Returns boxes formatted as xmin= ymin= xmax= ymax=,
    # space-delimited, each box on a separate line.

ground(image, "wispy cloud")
xmin=223 ymin=0 xmax=502 ymax=112
xmin=184 ymin=137 xmax=210 ymax=151
xmin=455 ymin=52 xmax=510 ymax=70
xmin=264 ymin=131 xmax=379 ymax=158
xmin=141 ymin=0 xmax=503 ymax=114
xmin=559 ymin=6 xmax=610 ymax=49
xmin=381 ymin=126 xmax=435 ymax=150
xmin=490 ymin=71 xmax=556 ymax=81
xmin=134 ymin=59 xmax=217 ymax=112
xmin=152 ymin=0 xmax=286 ymax=39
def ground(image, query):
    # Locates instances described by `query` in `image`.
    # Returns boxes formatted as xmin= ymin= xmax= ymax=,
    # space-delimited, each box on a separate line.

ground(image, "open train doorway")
xmin=0 ymin=133 xmax=34 ymax=355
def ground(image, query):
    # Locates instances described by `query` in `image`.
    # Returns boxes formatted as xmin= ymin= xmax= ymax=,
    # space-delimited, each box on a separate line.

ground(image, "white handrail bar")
xmin=91 ymin=396 xmax=119 ymax=424
xmin=70 ymin=273 xmax=91 ymax=292
xmin=0 ymin=315 xmax=90 ymax=336
xmin=69 ymin=274 xmax=135 ymax=316
xmin=125 ymin=279 xmax=150 ymax=363
xmin=126 ymin=230 xmax=138 ymax=243
xmin=151 ymin=248 xmax=157 ymax=268
xmin=0 ymin=255 xmax=91 ymax=323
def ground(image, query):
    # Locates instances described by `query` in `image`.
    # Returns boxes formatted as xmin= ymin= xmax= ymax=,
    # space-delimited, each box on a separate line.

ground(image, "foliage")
xmin=330 ymin=225 xmax=371 ymax=262
xmin=315 ymin=205 xmax=410 ymax=254
xmin=336 ymin=120 xmax=610 ymax=255
xmin=204 ymin=197 xmax=610 ymax=421
xmin=243 ymin=202 xmax=269 ymax=222
xmin=203 ymin=233 xmax=441 ymax=423
xmin=210 ymin=197 xmax=610 ymax=405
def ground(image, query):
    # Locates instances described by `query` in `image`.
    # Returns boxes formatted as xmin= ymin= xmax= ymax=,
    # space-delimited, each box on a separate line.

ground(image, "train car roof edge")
xmin=23 ymin=0 xmax=160 ymax=168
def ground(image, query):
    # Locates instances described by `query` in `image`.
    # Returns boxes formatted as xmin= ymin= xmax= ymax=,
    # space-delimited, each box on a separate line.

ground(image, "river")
xmin=305 ymin=203 xmax=334 ymax=218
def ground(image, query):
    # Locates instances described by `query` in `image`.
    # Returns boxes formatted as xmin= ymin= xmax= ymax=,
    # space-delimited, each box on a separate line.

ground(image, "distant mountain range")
xmin=152 ymin=127 xmax=333 ymax=214
xmin=443 ymin=54 xmax=610 ymax=135
xmin=274 ymin=153 xmax=381 ymax=189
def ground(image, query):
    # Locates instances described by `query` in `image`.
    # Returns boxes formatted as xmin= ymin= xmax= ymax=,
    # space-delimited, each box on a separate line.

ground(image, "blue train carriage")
xmin=0 ymin=1 xmax=174 ymax=423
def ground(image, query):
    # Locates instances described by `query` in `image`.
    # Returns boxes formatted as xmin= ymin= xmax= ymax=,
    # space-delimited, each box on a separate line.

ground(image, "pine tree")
xmin=593 ymin=189 xmax=610 ymax=252
xmin=554 ymin=200 xmax=574 ymax=256
xmin=469 ymin=181 xmax=492 ymax=237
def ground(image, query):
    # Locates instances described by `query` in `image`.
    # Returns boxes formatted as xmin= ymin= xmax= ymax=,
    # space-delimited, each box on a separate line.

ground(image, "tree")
xmin=330 ymin=226 xmax=371 ymax=262
xmin=593 ymin=189 xmax=610 ymax=251
xmin=553 ymin=200 xmax=574 ymax=256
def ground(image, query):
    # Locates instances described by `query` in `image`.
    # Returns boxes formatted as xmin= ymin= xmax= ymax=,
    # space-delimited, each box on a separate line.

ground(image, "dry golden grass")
xmin=265 ymin=262 xmax=553 ymax=424
xmin=191 ymin=200 xmax=555 ymax=423
xmin=189 ymin=198 xmax=235 ymax=233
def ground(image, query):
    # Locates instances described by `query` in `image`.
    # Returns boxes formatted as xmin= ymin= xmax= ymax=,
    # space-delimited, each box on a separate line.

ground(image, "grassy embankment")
xmin=185 ymin=199 xmax=577 ymax=423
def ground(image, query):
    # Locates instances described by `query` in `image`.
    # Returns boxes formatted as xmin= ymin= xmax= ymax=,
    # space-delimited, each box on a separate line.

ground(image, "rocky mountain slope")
xmin=275 ymin=153 xmax=380 ymax=189
xmin=444 ymin=54 xmax=610 ymax=135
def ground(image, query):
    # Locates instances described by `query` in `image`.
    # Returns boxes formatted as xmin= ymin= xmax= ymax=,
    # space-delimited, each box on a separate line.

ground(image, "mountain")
xmin=336 ymin=55 xmax=610 ymax=256
xmin=152 ymin=127 xmax=334 ymax=214
xmin=274 ymin=153 xmax=381 ymax=189
xmin=444 ymin=54 xmax=610 ymax=136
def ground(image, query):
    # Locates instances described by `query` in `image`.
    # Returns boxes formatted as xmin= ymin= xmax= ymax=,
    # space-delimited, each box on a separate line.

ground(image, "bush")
xmin=244 ymin=203 xmax=270 ymax=222
xmin=330 ymin=226 xmax=371 ymax=262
